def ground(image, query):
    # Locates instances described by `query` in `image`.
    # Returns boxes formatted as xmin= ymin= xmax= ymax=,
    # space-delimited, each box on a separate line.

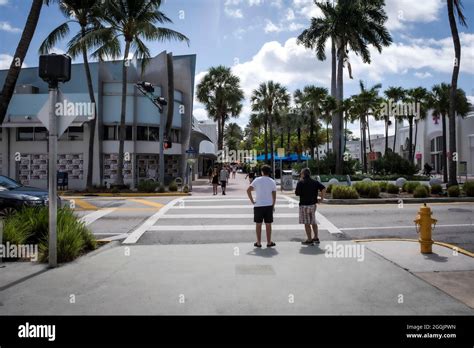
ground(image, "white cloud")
xmin=0 ymin=53 xmax=28 ymax=69
xmin=0 ymin=21 xmax=21 ymax=33
xmin=0 ymin=0 xmax=9 ymax=5
xmin=264 ymin=20 xmax=280 ymax=33
xmin=414 ymin=71 xmax=433 ymax=79
xmin=264 ymin=19 xmax=305 ymax=34
xmin=285 ymin=8 xmax=295 ymax=21
xmin=385 ymin=0 xmax=444 ymax=30
xmin=224 ymin=7 xmax=243 ymax=18
xmin=292 ymin=0 xmax=324 ymax=19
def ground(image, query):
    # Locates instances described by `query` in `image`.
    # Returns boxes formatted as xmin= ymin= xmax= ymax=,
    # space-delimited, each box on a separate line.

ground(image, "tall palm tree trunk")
xmin=413 ymin=120 xmax=419 ymax=165
xmin=269 ymin=113 xmax=275 ymax=174
xmin=0 ymin=0 xmax=43 ymax=123
xmin=362 ymin=119 xmax=368 ymax=173
xmin=334 ymin=48 xmax=344 ymax=174
xmin=326 ymin=122 xmax=330 ymax=154
xmin=331 ymin=38 xmax=337 ymax=98
xmin=297 ymin=127 xmax=301 ymax=163
xmin=82 ymin=27 xmax=97 ymax=190
xmin=384 ymin=117 xmax=389 ymax=155
xmin=117 ymin=41 xmax=131 ymax=186
xmin=310 ymin=112 xmax=315 ymax=159
xmin=408 ymin=117 xmax=414 ymax=164
xmin=392 ymin=119 xmax=398 ymax=152
xmin=367 ymin=114 xmax=373 ymax=153
xmin=447 ymin=0 xmax=461 ymax=186
xmin=441 ymin=114 xmax=448 ymax=183
xmin=264 ymin=117 xmax=269 ymax=164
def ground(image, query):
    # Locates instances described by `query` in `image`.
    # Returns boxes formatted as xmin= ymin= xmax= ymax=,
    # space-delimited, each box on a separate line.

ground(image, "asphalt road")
xmin=69 ymin=193 xmax=474 ymax=253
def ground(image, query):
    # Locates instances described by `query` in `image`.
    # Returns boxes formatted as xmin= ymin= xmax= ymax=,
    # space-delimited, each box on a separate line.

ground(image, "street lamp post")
xmin=135 ymin=82 xmax=168 ymax=184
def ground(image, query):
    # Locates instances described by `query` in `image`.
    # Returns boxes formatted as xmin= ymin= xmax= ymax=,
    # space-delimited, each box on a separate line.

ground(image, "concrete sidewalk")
xmin=0 ymin=241 xmax=472 ymax=315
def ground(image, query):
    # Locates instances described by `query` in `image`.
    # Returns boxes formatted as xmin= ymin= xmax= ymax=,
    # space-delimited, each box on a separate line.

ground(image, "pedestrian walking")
xmin=231 ymin=165 xmax=237 ymax=179
xmin=246 ymin=165 xmax=277 ymax=248
xmin=212 ymin=168 xmax=219 ymax=195
xmin=295 ymin=168 xmax=326 ymax=245
xmin=219 ymin=166 xmax=229 ymax=195
xmin=208 ymin=166 xmax=213 ymax=184
xmin=245 ymin=168 xmax=256 ymax=183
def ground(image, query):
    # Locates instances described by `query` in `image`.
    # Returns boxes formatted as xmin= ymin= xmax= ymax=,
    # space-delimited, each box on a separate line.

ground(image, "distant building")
xmin=0 ymin=51 xmax=206 ymax=189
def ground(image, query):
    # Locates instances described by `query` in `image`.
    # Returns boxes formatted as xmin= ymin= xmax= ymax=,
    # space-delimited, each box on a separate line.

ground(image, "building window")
xmin=170 ymin=129 xmax=180 ymax=143
xmin=103 ymin=125 xmax=132 ymax=140
xmin=17 ymin=127 xmax=49 ymax=141
xmin=137 ymin=125 xmax=160 ymax=141
xmin=59 ymin=126 xmax=84 ymax=141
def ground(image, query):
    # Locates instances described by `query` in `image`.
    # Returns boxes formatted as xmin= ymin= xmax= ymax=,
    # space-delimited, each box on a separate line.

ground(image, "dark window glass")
xmin=149 ymin=127 xmax=159 ymax=141
xmin=126 ymin=126 xmax=133 ymax=141
xmin=34 ymin=127 xmax=48 ymax=141
xmin=68 ymin=126 xmax=84 ymax=141
xmin=18 ymin=127 xmax=34 ymax=141
xmin=137 ymin=126 xmax=148 ymax=141
xmin=104 ymin=126 xmax=116 ymax=140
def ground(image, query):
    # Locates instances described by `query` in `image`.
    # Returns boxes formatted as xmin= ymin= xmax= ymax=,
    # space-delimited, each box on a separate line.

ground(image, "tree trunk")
xmin=0 ymin=0 xmax=43 ymax=123
xmin=326 ymin=122 xmax=330 ymax=154
xmin=297 ymin=127 xmax=301 ymax=163
xmin=269 ymin=112 xmax=274 ymax=172
xmin=310 ymin=111 xmax=315 ymax=160
xmin=117 ymin=41 xmax=131 ymax=186
xmin=408 ymin=116 xmax=414 ymax=164
xmin=384 ymin=116 xmax=389 ymax=155
xmin=413 ymin=120 xmax=418 ymax=165
xmin=334 ymin=47 xmax=344 ymax=174
xmin=82 ymin=27 xmax=97 ymax=190
xmin=447 ymin=0 xmax=460 ymax=186
xmin=344 ymin=117 xmax=348 ymax=153
xmin=392 ymin=119 xmax=398 ymax=152
xmin=367 ymin=114 xmax=373 ymax=153
xmin=166 ymin=53 xmax=174 ymax=139
xmin=362 ymin=118 xmax=367 ymax=173
xmin=331 ymin=38 xmax=337 ymax=98
xmin=441 ymin=113 xmax=448 ymax=183
xmin=287 ymin=127 xmax=291 ymax=152
xmin=264 ymin=116 xmax=268 ymax=164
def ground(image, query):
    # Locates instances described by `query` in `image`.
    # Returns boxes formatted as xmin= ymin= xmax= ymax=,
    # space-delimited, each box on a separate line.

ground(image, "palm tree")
xmin=251 ymin=81 xmax=290 ymax=175
xmin=447 ymin=0 xmax=468 ymax=186
xmin=224 ymin=122 xmax=243 ymax=152
xmin=0 ymin=0 xmax=51 ymax=123
xmin=384 ymin=86 xmax=406 ymax=153
xmin=298 ymin=0 xmax=392 ymax=174
xmin=293 ymin=89 xmax=307 ymax=163
xmin=303 ymin=86 xmax=328 ymax=160
xmin=197 ymin=66 xmax=244 ymax=153
xmin=73 ymin=0 xmax=189 ymax=185
xmin=405 ymin=87 xmax=430 ymax=164
xmin=321 ymin=94 xmax=337 ymax=154
xmin=39 ymin=0 xmax=103 ymax=190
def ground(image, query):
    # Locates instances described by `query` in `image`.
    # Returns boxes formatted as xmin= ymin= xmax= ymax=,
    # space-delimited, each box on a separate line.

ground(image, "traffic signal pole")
xmin=48 ymin=85 xmax=58 ymax=268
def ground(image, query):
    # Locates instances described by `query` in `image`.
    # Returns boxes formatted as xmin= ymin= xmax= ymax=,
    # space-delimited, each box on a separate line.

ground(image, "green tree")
xmin=321 ymin=94 xmax=337 ymax=155
xmin=303 ymin=86 xmax=328 ymax=160
xmin=224 ymin=122 xmax=243 ymax=151
xmin=197 ymin=66 xmax=244 ymax=152
xmin=0 ymin=0 xmax=52 ymax=123
xmin=39 ymin=0 xmax=103 ymax=190
xmin=251 ymin=81 xmax=290 ymax=173
xmin=298 ymin=0 xmax=392 ymax=174
xmin=447 ymin=0 xmax=468 ymax=185
xmin=384 ymin=86 xmax=406 ymax=153
xmin=73 ymin=0 xmax=189 ymax=185
xmin=405 ymin=87 xmax=430 ymax=164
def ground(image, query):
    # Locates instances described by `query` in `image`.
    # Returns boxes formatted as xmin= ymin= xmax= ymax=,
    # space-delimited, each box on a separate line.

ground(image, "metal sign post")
xmin=48 ymin=87 xmax=58 ymax=268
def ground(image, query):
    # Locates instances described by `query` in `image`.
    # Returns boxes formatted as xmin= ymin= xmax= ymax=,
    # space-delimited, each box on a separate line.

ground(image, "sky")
xmin=0 ymin=0 xmax=473 ymax=137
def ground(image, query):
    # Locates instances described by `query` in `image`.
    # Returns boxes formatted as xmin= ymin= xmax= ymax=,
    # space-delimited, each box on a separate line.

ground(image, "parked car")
xmin=0 ymin=175 xmax=61 ymax=217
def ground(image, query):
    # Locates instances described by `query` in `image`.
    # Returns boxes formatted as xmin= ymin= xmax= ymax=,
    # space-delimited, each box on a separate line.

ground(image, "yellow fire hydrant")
xmin=414 ymin=203 xmax=437 ymax=254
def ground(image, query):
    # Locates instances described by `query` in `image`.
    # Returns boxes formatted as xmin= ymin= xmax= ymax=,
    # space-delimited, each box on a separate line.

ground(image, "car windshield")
xmin=0 ymin=175 xmax=22 ymax=189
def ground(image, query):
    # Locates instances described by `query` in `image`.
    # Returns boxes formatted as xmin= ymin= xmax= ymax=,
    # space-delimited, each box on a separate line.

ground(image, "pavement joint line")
xmin=353 ymin=238 xmax=474 ymax=258
xmin=123 ymin=197 xmax=183 ymax=244
xmin=79 ymin=208 xmax=116 ymax=226
xmin=73 ymin=198 xmax=98 ymax=211
xmin=128 ymin=198 xmax=165 ymax=209
xmin=147 ymin=224 xmax=329 ymax=232
xmin=168 ymin=204 xmax=296 ymax=209
xmin=282 ymin=195 xmax=342 ymax=235
xmin=339 ymin=223 xmax=474 ymax=231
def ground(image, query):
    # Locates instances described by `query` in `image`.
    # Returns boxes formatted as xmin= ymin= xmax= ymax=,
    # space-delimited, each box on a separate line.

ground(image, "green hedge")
xmin=430 ymin=184 xmax=443 ymax=195
xmin=353 ymin=182 xmax=380 ymax=198
xmin=387 ymin=183 xmax=400 ymax=194
xmin=448 ymin=185 xmax=460 ymax=197
xmin=413 ymin=185 xmax=429 ymax=198
xmin=463 ymin=181 xmax=474 ymax=197
xmin=331 ymin=186 xmax=359 ymax=199
xmin=403 ymin=181 xmax=421 ymax=194
xmin=137 ymin=180 xmax=158 ymax=193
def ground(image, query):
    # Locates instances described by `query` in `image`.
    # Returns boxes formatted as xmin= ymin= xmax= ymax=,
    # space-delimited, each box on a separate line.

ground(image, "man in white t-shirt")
xmin=246 ymin=165 xmax=277 ymax=248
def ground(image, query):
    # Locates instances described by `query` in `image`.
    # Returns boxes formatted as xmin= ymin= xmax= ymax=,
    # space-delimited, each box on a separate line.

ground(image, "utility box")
xmin=57 ymin=171 xmax=68 ymax=190
xmin=39 ymin=54 xmax=71 ymax=84
xmin=282 ymin=170 xmax=293 ymax=191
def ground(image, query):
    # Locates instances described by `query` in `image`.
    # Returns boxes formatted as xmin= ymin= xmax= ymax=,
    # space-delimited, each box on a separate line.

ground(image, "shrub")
xmin=353 ymin=182 xmax=379 ymax=198
xmin=463 ymin=181 xmax=474 ymax=197
xmin=447 ymin=185 xmax=460 ymax=197
xmin=403 ymin=181 xmax=421 ymax=194
xmin=326 ymin=184 xmax=333 ymax=194
xmin=387 ymin=183 xmax=400 ymax=194
xmin=137 ymin=180 xmax=157 ymax=193
xmin=158 ymin=184 xmax=166 ymax=193
xmin=378 ymin=181 xmax=388 ymax=192
xmin=111 ymin=187 xmax=120 ymax=194
xmin=372 ymin=151 xmax=417 ymax=176
xmin=413 ymin=185 xmax=429 ymax=198
xmin=3 ymin=207 xmax=96 ymax=263
xmin=168 ymin=181 xmax=178 ymax=192
xmin=430 ymin=184 xmax=443 ymax=195
xmin=331 ymin=186 xmax=359 ymax=199
xmin=367 ymin=184 xmax=380 ymax=198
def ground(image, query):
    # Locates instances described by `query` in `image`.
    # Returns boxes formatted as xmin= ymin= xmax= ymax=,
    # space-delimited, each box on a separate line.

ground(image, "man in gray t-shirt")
xmin=219 ymin=167 xmax=229 ymax=195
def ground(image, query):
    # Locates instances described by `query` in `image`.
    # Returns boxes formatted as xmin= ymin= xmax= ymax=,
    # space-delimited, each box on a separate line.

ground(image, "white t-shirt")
xmin=219 ymin=169 xmax=228 ymax=182
xmin=251 ymin=176 xmax=277 ymax=207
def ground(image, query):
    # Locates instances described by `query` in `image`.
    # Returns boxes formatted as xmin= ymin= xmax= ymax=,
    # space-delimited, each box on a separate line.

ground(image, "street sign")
xmin=37 ymin=90 xmax=76 ymax=137
xmin=186 ymin=147 xmax=197 ymax=154
xmin=277 ymin=148 xmax=285 ymax=158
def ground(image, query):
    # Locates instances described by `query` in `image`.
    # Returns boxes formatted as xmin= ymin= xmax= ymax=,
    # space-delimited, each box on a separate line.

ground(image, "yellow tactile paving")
xmin=129 ymin=199 xmax=165 ymax=209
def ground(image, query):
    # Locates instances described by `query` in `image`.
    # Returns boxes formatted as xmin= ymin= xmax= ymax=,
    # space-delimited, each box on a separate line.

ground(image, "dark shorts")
xmin=221 ymin=181 xmax=227 ymax=188
xmin=254 ymin=205 xmax=273 ymax=224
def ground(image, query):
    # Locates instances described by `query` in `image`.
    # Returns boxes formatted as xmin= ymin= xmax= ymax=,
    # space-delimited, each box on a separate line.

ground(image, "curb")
xmin=59 ymin=192 xmax=191 ymax=198
xmin=353 ymin=238 xmax=474 ymax=258
xmin=280 ymin=194 xmax=474 ymax=204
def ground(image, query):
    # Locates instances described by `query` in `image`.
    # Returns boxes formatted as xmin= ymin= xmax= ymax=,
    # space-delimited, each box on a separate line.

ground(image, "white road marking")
xmin=174 ymin=198 xmax=288 ymax=203
xmin=169 ymin=204 xmax=294 ymax=209
xmin=122 ymin=197 xmax=182 ymax=244
xmin=281 ymin=195 xmax=343 ymax=235
xmin=148 ymin=224 xmax=328 ymax=232
xmin=79 ymin=208 xmax=116 ymax=226
xmin=340 ymin=223 xmax=474 ymax=231
xmin=160 ymin=213 xmax=299 ymax=219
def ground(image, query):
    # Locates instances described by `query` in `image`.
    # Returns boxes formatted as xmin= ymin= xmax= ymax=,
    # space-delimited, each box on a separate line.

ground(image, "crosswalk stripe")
xmin=174 ymin=198 xmax=289 ymax=203
xmin=129 ymin=198 xmax=165 ymax=209
xmin=79 ymin=208 xmax=116 ymax=226
xmin=281 ymin=195 xmax=342 ymax=235
xmin=169 ymin=204 xmax=295 ymax=210
xmin=74 ymin=198 xmax=98 ymax=210
xmin=160 ymin=213 xmax=299 ymax=219
xmin=148 ymin=224 xmax=328 ymax=231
